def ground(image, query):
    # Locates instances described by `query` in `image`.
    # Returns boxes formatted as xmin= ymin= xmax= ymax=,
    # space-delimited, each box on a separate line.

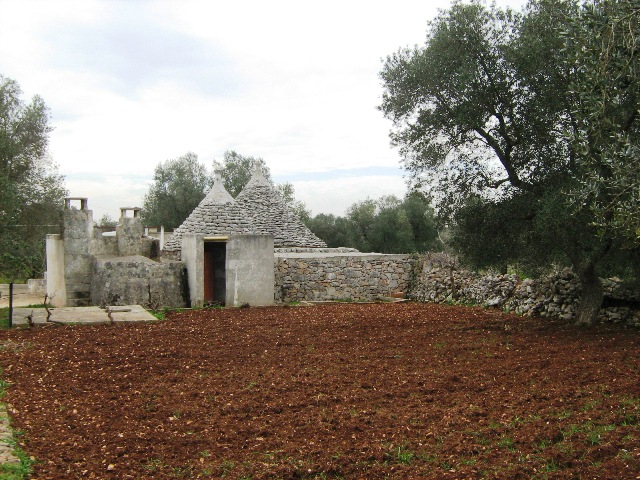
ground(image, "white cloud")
xmin=292 ymin=174 xmax=408 ymax=217
xmin=64 ymin=173 xmax=151 ymax=221
xmin=0 ymin=0 xmax=526 ymax=220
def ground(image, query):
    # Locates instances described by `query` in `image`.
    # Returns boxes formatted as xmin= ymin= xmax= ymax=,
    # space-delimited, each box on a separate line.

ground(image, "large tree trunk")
xmin=574 ymin=261 xmax=603 ymax=326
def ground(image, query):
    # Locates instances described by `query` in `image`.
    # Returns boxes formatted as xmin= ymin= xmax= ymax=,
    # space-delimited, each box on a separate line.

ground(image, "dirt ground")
xmin=0 ymin=302 xmax=638 ymax=479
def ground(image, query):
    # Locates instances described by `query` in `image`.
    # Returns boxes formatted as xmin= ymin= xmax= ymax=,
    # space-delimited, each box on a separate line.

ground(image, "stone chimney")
xmin=117 ymin=207 xmax=143 ymax=256
xmin=62 ymin=197 xmax=93 ymax=306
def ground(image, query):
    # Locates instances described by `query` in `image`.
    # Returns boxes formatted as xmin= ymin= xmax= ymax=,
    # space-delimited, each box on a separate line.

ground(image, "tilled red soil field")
xmin=0 ymin=302 xmax=639 ymax=479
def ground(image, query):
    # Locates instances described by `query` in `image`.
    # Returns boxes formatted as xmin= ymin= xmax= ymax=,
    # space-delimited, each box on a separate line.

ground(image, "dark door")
xmin=204 ymin=242 xmax=226 ymax=305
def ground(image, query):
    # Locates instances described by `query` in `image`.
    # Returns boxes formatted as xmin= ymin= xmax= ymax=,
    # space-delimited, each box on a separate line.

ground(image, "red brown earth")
xmin=0 ymin=302 xmax=639 ymax=479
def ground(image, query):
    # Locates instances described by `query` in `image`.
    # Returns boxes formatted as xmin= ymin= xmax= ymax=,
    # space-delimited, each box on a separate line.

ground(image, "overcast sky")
xmin=1 ymin=0 xmax=525 ymax=221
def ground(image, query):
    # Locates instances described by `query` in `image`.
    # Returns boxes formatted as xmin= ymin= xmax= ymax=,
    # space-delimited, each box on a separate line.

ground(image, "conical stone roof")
xmin=163 ymin=175 xmax=266 ymax=252
xmin=235 ymin=167 xmax=327 ymax=248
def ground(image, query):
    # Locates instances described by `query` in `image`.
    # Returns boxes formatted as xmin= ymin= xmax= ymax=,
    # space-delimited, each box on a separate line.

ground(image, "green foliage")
xmin=0 ymin=366 xmax=33 ymax=479
xmin=0 ymin=75 xmax=66 ymax=280
xmin=274 ymin=182 xmax=311 ymax=222
xmin=150 ymin=307 xmax=171 ymax=320
xmin=401 ymin=191 xmax=440 ymax=252
xmin=304 ymin=214 xmax=352 ymax=248
xmin=379 ymin=0 xmax=640 ymax=324
xmin=213 ymin=150 xmax=271 ymax=197
xmin=385 ymin=445 xmax=415 ymax=465
xmin=0 ymin=443 xmax=33 ymax=479
xmin=379 ymin=0 xmax=577 ymax=233
xmin=213 ymin=150 xmax=309 ymax=219
xmin=141 ymin=152 xmax=210 ymax=229
xmin=0 ymin=308 xmax=8 ymax=330
xmin=564 ymin=1 xmax=640 ymax=246
xmin=451 ymin=188 xmax=580 ymax=276
xmin=97 ymin=214 xmax=117 ymax=227
xmin=368 ymin=197 xmax=415 ymax=253
xmin=306 ymin=192 xmax=440 ymax=253
xmin=345 ymin=198 xmax=377 ymax=251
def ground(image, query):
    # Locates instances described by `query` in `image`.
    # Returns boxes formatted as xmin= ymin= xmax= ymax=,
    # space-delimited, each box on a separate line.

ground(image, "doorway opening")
xmin=204 ymin=241 xmax=226 ymax=305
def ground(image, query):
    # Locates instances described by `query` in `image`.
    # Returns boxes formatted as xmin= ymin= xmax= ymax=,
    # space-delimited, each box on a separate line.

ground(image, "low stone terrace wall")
xmin=410 ymin=253 xmax=640 ymax=326
xmin=274 ymin=253 xmax=413 ymax=303
xmin=91 ymin=256 xmax=188 ymax=309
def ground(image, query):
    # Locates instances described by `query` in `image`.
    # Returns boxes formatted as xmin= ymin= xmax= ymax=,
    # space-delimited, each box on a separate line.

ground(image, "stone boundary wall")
xmin=278 ymin=251 xmax=640 ymax=325
xmin=275 ymin=254 xmax=413 ymax=303
xmin=410 ymin=253 xmax=640 ymax=326
xmin=275 ymin=247 xmax=360 ymax=254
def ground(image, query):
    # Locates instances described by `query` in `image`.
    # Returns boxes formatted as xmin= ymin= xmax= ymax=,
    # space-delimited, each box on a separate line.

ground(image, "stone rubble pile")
xmin=410 ymin=253 xmax=640 ymax=326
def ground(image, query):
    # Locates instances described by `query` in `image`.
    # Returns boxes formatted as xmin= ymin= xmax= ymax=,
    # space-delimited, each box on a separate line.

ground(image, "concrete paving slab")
xmin=108 ymin=305 xmax=159 ymax=323
xmin=0 ymin=284 xmax=43 ymax=308
xmin=11 ymin=305 xmax=159 ymax=326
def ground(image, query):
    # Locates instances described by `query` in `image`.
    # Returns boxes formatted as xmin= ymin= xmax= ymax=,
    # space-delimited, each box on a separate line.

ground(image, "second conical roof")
xmin=234 ymin=166 xmax=327 ymax=248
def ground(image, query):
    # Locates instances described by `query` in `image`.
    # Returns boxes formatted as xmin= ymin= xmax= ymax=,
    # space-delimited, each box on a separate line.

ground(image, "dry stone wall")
xmin=410 ymin=253 xmax=640 ymax=326
xmin=275 ymin=254 xmax=412 ymax=302
xmin=274 ymin=251 xmax=639 ymax=325
xmin=275 ymin=247 xmax=359 ymax=254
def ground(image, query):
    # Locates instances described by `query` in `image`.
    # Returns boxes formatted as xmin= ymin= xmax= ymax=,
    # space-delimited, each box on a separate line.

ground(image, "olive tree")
xmin=213 ymin=150 xmax=310 ymax=219
xmin=0 ymin=75 xmax=66 ymax=280
xmin=380 ymin=0 xmax=633 ymax=325
xmin=565 ymin=1 xmax=640 ymax=246
xmin=141 ymin=152 xmax=211 ymax=229
xmin=212 ymin=150 xmax=271 ymax=197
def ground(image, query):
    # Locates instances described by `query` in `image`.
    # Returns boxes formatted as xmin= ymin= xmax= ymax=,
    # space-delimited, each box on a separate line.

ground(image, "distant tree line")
xmin=305 ymin=192 xmax=441 ymax=254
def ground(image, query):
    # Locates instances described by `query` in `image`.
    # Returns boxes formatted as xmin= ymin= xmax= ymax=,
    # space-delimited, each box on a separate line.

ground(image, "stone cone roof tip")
xmin=163 ymin=175 xmax=266 ymax=252
xmin=235 ymin=169 xmax=327 ymax=248
xmin=201 ymin=173 xmax=234 ymax=206
xmin=245 ymin=164 xmax=271 ymax=188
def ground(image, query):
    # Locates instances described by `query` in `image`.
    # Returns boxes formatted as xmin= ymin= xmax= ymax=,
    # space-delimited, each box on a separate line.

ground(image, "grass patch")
xmin=497 ymin=436 xmax=517 ymax=452
xmin=384 ymin=444 xmax=415 ymax=465
xmin=395 ymin=446 xmax=415 ymax=465
xmin=0 ymin=443 xmax=33 ymax=480
xmin=0 ymin=278 xmax=26 ymax=284
xmin=585 ymin=424 xmax=616 ymax=446
xmin=0 ymin=412 xmax=32 ymax=478
xmin=143 ymin=458 xmax=165 ymax=472
xmin=151 ymin=307 xmax=173 ymax=320
xmin=149 ymin=307 xmax=198 ymax=320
